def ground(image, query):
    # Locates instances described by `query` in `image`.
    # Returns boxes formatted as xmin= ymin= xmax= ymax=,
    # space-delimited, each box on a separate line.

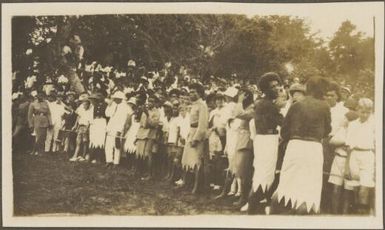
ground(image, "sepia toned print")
xmin=2 ymin=2 xmax=384 ymax=228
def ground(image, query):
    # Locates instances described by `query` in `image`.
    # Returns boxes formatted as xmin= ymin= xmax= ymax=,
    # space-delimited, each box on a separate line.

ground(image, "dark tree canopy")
xmin=12 ymin=15 xmax=374 ymax=97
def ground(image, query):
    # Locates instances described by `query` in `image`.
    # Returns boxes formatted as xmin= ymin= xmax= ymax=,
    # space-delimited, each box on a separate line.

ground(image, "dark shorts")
xmin=168 ymin=144 xmax=184 ymax=161
xmin=76 ymin=125 xmax=89 ymax=143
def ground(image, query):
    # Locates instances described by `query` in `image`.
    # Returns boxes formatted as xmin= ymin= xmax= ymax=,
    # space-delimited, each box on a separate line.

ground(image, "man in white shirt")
xmin=105 ymin=91 xmax=132 ymax=167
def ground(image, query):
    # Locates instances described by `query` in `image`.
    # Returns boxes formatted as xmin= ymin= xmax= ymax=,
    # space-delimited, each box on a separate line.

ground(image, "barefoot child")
xmin=69 ymin=93 xmax=93 ymax=162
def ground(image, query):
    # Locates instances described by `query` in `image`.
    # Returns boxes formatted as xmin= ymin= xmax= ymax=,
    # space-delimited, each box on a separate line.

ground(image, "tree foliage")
xmin=12 ymin=15 xmax=374 ymax=97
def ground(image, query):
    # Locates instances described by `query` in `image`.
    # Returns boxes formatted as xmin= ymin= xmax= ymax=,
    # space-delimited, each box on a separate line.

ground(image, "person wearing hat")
xmin=280 ymin=83 xmax=306 ymax=117
xmin=104 ymin=91 xmax=131 ymax=168
xmin=28 ymin=90 xmax=52 ymax=156
xmin=122 ymin=96 xmax=140 ymax=169
xmin=168 ymin=88 xmax=181 ymax=102
xmin=136 ymin=76 xmax=149 ymax=92
xmin=62 ymin=91 xmax=78 ymax=154
xmin=217 ymin=88 xmax=255 ymax=209
xmin=271 ymin=76 xmax=331 ymax=215
xmin=289 ymin=83 xmax=305 ymax=104
xmin=45 ymin=91 xmax=66 ymax=154
xmin=69 ymin=93 xmax=93 ymax=162
xmin=65 ymin=91 xmax=77 ymax=103
xmin=43 ymin=79 xmax=55 ymax=96
xmin=159 ymin=100 xmax=174 ymax=180
xmin=214 ymin=86 xmax=239 ymax=199
xmin=88 ymin=92 xmax=107 ymax=163
xmin=340 ymin=86 xmax=351 ymax=103
xmin=245 ymin=72 xmax=284 ymax=214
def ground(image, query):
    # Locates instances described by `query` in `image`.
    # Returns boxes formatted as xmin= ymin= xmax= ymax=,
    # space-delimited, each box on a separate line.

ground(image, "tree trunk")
xmin=55 ymin=16 xmax=85 ymax=94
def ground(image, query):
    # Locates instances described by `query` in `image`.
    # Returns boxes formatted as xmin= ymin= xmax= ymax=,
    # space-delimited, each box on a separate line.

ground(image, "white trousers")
xmin=45 ymin=124 xmax=61 ymax=152
xmin=105 ymin=133 xmax=121 ymax=165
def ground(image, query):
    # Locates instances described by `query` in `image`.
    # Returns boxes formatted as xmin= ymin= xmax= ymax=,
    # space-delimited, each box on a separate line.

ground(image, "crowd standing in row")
xmin=12 ymin=40 xmax=375 ymax=215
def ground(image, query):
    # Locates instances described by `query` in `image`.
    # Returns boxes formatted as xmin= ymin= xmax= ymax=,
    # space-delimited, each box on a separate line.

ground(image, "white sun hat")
xmin=111 ymin=91 xmax=125 ymax=100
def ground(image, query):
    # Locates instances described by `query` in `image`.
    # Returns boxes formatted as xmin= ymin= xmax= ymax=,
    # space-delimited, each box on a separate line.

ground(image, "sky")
xmin=295 ymin=12 xmax=375 ymax=41
xmin=240 ymin=3 xmax=378 ymax=41
xmin=4 ymin=2 xmax=381 ymax=42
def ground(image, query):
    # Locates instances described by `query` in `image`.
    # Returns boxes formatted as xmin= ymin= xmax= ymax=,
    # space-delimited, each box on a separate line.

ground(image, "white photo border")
xmin=2 ymin=2 xmax=384 ymax=228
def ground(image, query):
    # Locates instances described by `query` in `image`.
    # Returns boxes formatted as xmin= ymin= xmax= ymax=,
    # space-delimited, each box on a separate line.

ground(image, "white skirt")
xmin=252 ymin=134 xmax=279 ymax=193
xmin=274 ymin=139 xmax=323 ymax=213
xmin=89 ymin=118 xmax=106 ymax=149
xmin=123 ymin=121 xmax=140 ymax=154
xmin=225 ymin=128 xmax=238 ymax=172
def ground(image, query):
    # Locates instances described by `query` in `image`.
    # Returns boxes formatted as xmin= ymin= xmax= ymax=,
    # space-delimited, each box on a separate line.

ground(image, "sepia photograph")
xmin=2 ymin=1 xmax=384 ymax=228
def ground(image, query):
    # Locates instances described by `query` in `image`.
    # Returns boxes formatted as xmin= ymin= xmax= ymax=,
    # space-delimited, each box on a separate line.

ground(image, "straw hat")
xmin=111 ymin=91 xmax=125 ymax=100
xmin=223 ymin=87 xmax=238 ymax=98
xmin=127 ymin=97 xmax=137 ymax=106
xmin=78 ymin=93 xmax=89 ymax=101
xmin=89 ymin=92 xmax=104 ymax=100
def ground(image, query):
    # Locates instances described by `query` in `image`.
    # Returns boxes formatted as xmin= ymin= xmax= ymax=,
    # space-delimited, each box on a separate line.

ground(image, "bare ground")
xmin=13 ymin=152 xmax=241 ymax=216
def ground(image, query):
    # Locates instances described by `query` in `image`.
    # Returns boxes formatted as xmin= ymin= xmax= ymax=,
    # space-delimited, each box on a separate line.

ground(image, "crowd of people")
xmin=12 ymin=36 xmax=375 ymax=216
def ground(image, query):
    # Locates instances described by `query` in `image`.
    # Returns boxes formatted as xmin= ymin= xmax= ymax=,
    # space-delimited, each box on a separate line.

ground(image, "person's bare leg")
xmin=295 ymin=202 xmax=314 ymax=215
xmin=165 ymin=156 xmax=172 ymax=180
xmin=247 ymin=190 xmax=258 ymax=214
xmin=63 ymin=137 xmax=69 ymax=153
xmin=215 ymin=171 xmax=233 ymax=199
xmin=357 ymin=186 xmax=371 ymax=215
xmin=234 ymin=179 xmax=250 ymax=208
xmin=83 ymin=142 xmax=89 ymax=160
xmin=369 ymin=187 xmax=375 ymax=215
xmin=71 ymin=141 xmax=81 ymax=159
xmin=192 ymin=165 xmax=201 ymax=194
xmin=342 ymin=189 xmax=354 ymax=214
xmin=176 ymin=170 xmax=188 ymax=189
xmin=168 ymin=160 xmax=176 ymax=183
xmin=331 ymin=184 xmax=343 ymax=214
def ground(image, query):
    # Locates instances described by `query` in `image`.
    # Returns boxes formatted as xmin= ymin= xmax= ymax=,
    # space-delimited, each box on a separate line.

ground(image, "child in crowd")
xmin=69 ymin=93 xmax=93 ymax=161
xmin=345 ymin=98 xmax=375 ymax=215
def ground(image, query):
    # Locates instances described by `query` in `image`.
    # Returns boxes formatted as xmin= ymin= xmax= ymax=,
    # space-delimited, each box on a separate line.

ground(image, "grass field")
xmin=13 ymin=152 xmax=241 ymax=216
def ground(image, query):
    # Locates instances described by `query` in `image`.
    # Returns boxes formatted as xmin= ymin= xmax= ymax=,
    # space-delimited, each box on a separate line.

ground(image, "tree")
xmin=12 ymin=15 xmax=373 ymax=97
